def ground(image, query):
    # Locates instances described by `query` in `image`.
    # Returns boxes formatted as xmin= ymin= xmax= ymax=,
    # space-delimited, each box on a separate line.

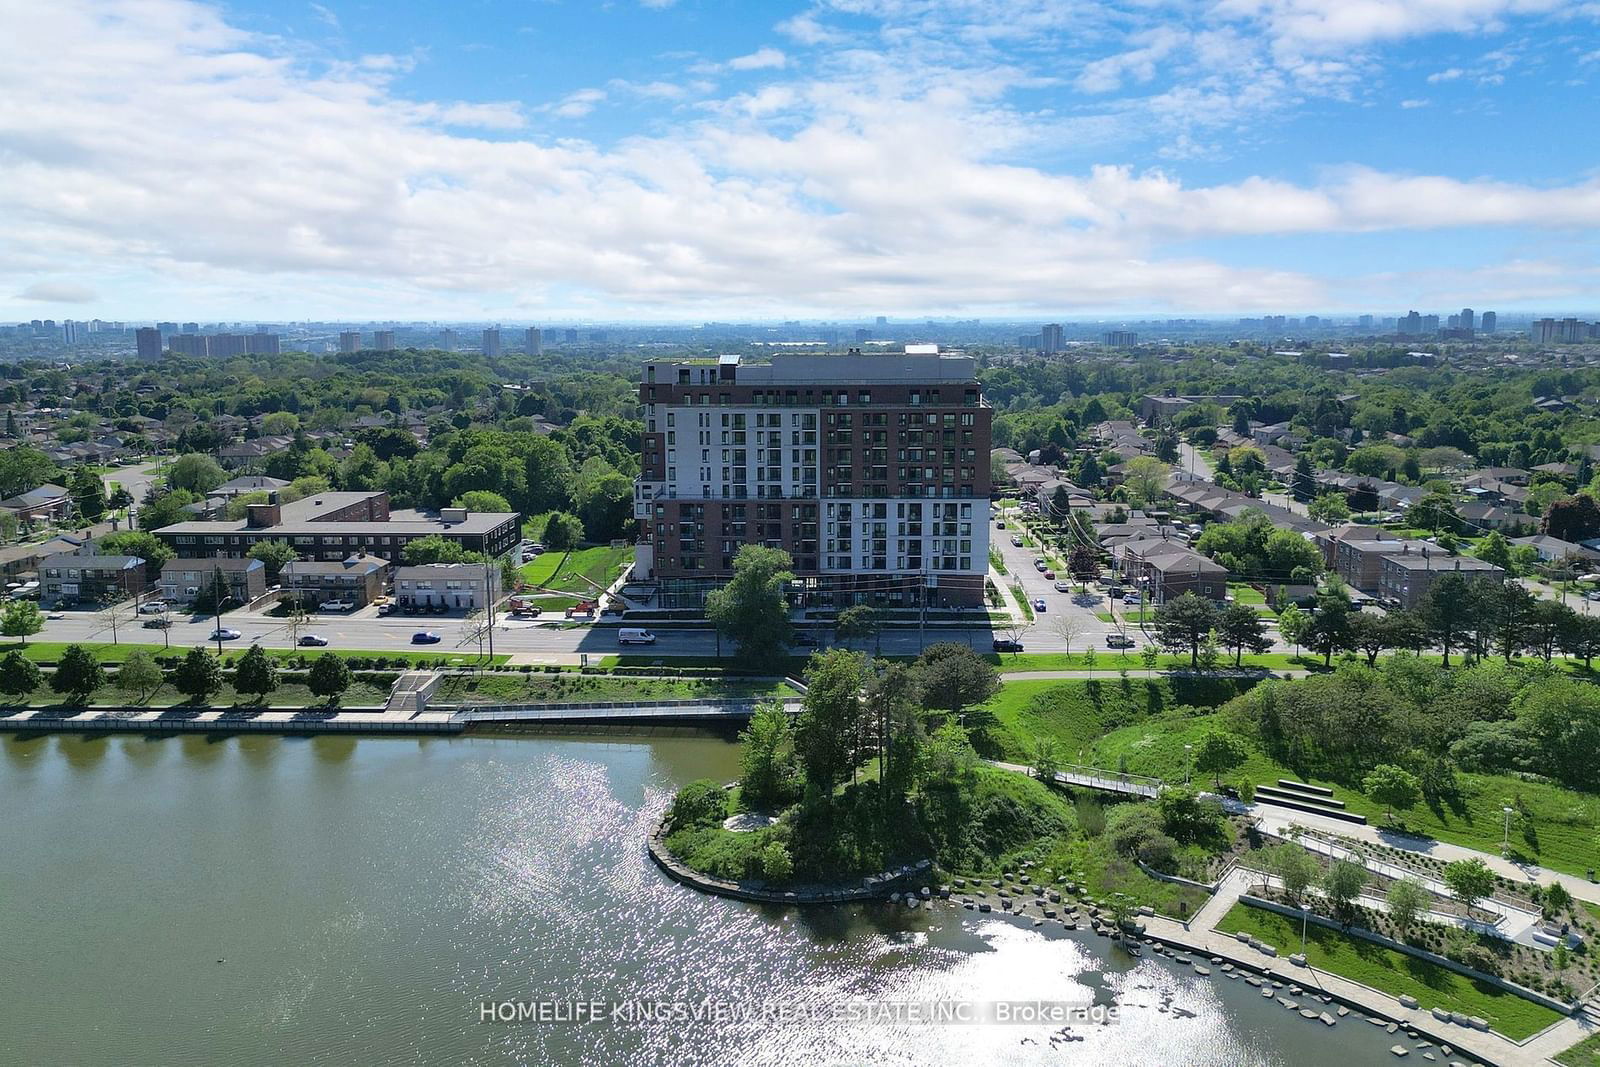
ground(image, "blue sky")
xmin=3 ymin=0 xmax=1598 ymax=320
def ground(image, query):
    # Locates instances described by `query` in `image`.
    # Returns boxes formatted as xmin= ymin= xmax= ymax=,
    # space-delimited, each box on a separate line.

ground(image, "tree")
xmin=0 ymin=650 xmax=43 ymax=698
xmin=1276 ymin=602 xmax=1309 ymax=656
xmin=1386 ymin=878 xmax=1429 ymax=936
xmin=247 ymin=539 xmax=299 ymax=582
xmin=1122 ymin=456 xmax=1170 ymax=508
xmin=541 ymin=512 xmax=585 ymax=550
xmin=1362 ymin=764 xmax=1421 ymax=824
xmin=454 ymin=490 xmax=512 ymax=513
xmin=307 ymin=653 xmax=352 ymax=706
xmin=400 ymin=535 xmax=472 ymax=566
xmin=737 ymin=701 xmax=794 ymax=810
xmin=97 ymin=530 xmax=174 ymax=581
xmin=911 ymin=642 xmax=1000 ymax=721
xmin=1322 ymin=859 xmax=1369 ymax=918
xmin=1419 ymin=571 xmax=1474 ymax=667
xmin=793 ymin=649 xmax=867 ymax=793
xmin=1217 ymin=601 xmax=1271 ymax=666
xmin=1546 ymin=493 xmax=1600 ymax=543
xmin=574 ymin=471 xmax=633 ymax=542
xmin=1347 ymin=612 xmax=1393 ymax=667
xmin=1410 ymin=492 xmax=1461 ymax=534
xmin=234 ymin=644 xmax=279 ymax=702
xmin=135 ymin=487 xmax=199 ymax=531
xmin=1559 ymin=611 xmax=1600 ymax=669
xmin=1442 ymin=858 xmax=1496 ymax=914
xmin=114 ymin=648 xmax=164 ymax=702
xmin=1050 ymin=615 xmax=1082 ymax=657
xmin=166 ymin=452 xmax=226 ymax=494
xmin=0 ymin=445 xmax=60 ymax=500
xmin=50 ymin=644 xmax=104 ymax=702
xmin=835 ymin=604 xmax=882 ymax=653
xmin=1156 ymin=786 xmax=1221 ymax=843
xmin=867 ymin=661 xmax=924 ymax=803
xmin=1291 ymin=454 xmax=1316 ymax=502
xmin=1193 ymin=730 xmax=1249 ymax=786
xmin=1306 ymin=491 xmax=1351 ymax=524
xmin=173 ymin=647 xmax=223 ymax=702
xmin=1 ymin=600 xmax=45 ymax=647
xmin=1305 ymin=587 xmax=1354 ymax=666
xmin=1476 ymin=531 xmax=1513 ymax=574
xmin=704 ymin=545 xmax=793 ymax=664
xmin=70 ymin=465 xmax=106 ymax=522
xmin=1265 ymin=843 xmax=1319 ymax=902
xmin=1152 ymin=593 xmax=1220 ymax=668
xmin=1491 ymin=581 xmax=1536 ymax=662
xmin=1031 ymin=735 xmax=1061 ymax=782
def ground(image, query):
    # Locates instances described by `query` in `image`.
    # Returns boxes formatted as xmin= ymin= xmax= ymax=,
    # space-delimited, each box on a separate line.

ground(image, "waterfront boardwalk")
xmin=1 ymin=705 xmax=463 ymax=734
xmin=991 ymin=759 xmax=1164 ymax=798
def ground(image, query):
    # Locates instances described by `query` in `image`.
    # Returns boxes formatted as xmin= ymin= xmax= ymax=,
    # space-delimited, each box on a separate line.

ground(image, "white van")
xmin=618 ymin=628 xmax=657 ymax=645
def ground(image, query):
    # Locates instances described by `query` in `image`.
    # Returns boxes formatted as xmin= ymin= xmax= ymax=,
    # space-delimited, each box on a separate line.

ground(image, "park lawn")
xmin=435 ymin=674 xmax=795 ymax=705
xmin=983 ymin=651 xmax=1314 ymax=673
xmin=974 ymin=677 xmax=1255 ymax=765
xmin=1218 ymin=902 xmax=1563 ymax=1040
xmin=1557 ymin=1032 xmax=1600 ymax=1067
xmin=0 ymin=641 xmax=507 ymax=668
xmin=1228 ymin=583 xmax=1267 ymax=606
xmin=518 ymin=545 xmax=632 ymax=595
xmin=0 ymin=678 xmax=392 ymax=711
xmin=1090 ymin=704 xmax=1600 ymax=879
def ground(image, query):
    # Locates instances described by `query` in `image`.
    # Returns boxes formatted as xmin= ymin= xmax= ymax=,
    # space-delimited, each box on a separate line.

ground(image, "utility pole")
xmin=483 ymin=557 xmax=496 ymax=660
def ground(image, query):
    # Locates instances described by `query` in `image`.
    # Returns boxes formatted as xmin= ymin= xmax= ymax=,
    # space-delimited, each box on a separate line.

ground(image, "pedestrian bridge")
xmin=991 ymin=760 xmax=1165 ymax=798
xmin=450 ymin=696 xmax=803 ymax=726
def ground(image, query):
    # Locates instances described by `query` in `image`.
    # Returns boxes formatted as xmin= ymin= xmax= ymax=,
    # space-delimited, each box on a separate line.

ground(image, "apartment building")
xmin=40 ymin=545 xmax=148 ymax=605
xmin=393 ymin=562 xmax=500 ymax=611
xmin=1378 ymin=549 xmax=1503 ymax=610
xmin=158 ymin=557 xmax=267 ymax=606
xmin=634 ymin=352 xmax=991 ymax=608
xmin=153 ymin=492 xmax=519 ymax=563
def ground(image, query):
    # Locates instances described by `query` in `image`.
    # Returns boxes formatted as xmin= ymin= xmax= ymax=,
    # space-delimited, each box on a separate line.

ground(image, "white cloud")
xmin=18 ymin=281 xmax=97 ymax=303
xmin=1428 ymin=67 xmax=1465 ymax=81
xmin=1 ymin=0 xmax=1597 ymax=319
xmin=728 ymin=46 xmax=788 ymax=71
xmin=1400 ymin=97 xmax=1430 ymax=107
xmin=308 ymin=2 xmax=339 ymax=31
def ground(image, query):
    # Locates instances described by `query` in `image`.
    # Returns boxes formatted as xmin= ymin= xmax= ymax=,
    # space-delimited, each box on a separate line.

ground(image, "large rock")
xmin=1398 ymin=995 xmax=1419 ymax=1010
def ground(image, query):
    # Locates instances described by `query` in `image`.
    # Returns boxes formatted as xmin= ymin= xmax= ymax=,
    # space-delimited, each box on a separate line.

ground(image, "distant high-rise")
xmin=248 ymin=331 xmax=281 ymax=355
xmin=525 ymin=327 xmax=542 ymax=355
xmin=439 ymin=328 xmax=457 ymax=351
xmin=1102 ymin=331 xmax=1138 ymax=347
xmin=169 ymin=333 xmax=207 ymax=357
xmin=482 ymin=327 xmax=502 ymax=357
xmin=1399 ymin=310 xmax=1422 ymax=335
xmin=1481 ymin=311 xmax=1496 ymax=334
xmin=157 ymin=321 xmax=178 ymax=337
xmin=875 ymin=315 xmax=888 ymax=328
xmin=61 ymin=320 xmax=79 ymax=344
xmin=564 ymin=328 xmax=579 ymax=344
xmin=372 ymin=330 xmax=396 ymax=350
xmin=1421 ymin=314 xmax=1440 ymax=333
xmin=135 ymin=327 xmax=162 ymax=360
xmin=1040 ymin=323 xmax=1063 ymax=354
xmin=854 ymin=328 xmax=872 ymax=342
xmin=339 ymin=331 xmax=360 ymax=353
xmin=1358 ymin=314 xmax=1374 ymax=330
xmin=1460 ymin=308 xmax=1475 ymax=332
xmin=182 ymin=322 xmax=199 ymax=335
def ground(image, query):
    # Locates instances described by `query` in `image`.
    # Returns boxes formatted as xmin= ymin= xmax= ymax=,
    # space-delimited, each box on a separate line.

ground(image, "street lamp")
xmin=1301 ymin=903 xmax=1310 ymax=954
xmin=1184 ymin=743 xmax=1193 ymax=786
xmin=1502 ymin=806 xmax=1514 ymax=857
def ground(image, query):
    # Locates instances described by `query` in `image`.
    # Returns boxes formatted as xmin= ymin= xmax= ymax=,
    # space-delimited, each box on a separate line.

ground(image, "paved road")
xmin=991 ymin=509 xmax=1129 ymax=650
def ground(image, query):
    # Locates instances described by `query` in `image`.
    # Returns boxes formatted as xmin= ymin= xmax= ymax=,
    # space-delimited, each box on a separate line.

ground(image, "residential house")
xmin=279 ymin=554 xmax=388 ymax=608
xmin=393 ymin=562 xmax=501 ymax=611
xmin=1120 ymin=539 xmax=1228 ymax=603
xmin=1458 ymin=502 xmax=1520 ymax=533
xmin=40 ymin=544 xmax=147 ymax=605
xmin=0 ymin=483 xmax=72 ymax=525
xmin=158 ymin=557 xmax=267 ymax=607
xmin=1377 ymin=549 xmax=1503 ymax=610
xmin=1325 ymin=530 xmax=1431 ymax=594
xmin=1509 ymin=535 xmax=1600 ymax=568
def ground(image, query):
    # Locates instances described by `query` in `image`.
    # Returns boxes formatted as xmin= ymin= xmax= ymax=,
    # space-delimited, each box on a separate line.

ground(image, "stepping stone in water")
xmin=1194 ymin=966 xmax=1211 ymax=976
xmin=1389 ymin=1046 xmax=1408 ymax=1058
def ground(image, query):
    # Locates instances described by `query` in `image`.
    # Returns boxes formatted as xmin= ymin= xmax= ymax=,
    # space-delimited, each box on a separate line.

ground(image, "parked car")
xmin=1033 ymin=597 xmax=1047 ymax=612
xmin=319 ymin=600 xmax=352 ymax=612
xmin=1105 ymin=634 xmax=1136 ymax=649
xmin=1054 ymin=580 xmax=1072 ymax=592
xmin=992 ymin=638 xmax=1024 ymax=653
xmin=377 ymin=603 xmax=393 ymax=616
xmin=210 ymin=628 xmax=242 ymax=641
xmin=1042 ymin=570 xmax=1055 ymax=580
xmin=141 ymin=618 xmax=171 ymax=629
xmin=1586 ymin=590 xmax=1600 ymax=602
xmin=298 ymin=634 xmax=329 ymax=646
xmin=1122 ymin=593 xmax=1141 ymax=605
xmin=995 ymin=519 xmax=1006 ymax=529
xmin=136 ymin=601 xmax=167 ymax=615
xmin=431 ymin=602 xmax=449 ymax=614
xmin=1033 ymin=559 xmax=1048 ymax=571
xmin=411 ymin=631 xmax=442 ymax=644
xmin=1010 ymin=536 xmax=1023 ymax=547
xmin=792 ymin=631 xmax=818 ymax=647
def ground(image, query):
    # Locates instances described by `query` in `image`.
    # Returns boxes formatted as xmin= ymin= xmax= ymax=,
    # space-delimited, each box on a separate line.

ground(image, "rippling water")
xmin=0 ymin=732 xmax=1401 ymax=1066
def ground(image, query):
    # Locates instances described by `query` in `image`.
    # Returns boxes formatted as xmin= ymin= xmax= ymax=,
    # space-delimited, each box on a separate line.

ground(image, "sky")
xmin=2 ymin=0 xmax=1598 ymax=322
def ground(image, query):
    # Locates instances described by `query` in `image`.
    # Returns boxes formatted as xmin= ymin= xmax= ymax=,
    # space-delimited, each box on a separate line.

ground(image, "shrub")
xmin=760 ymin=841 xmax=794 ymax=882
xmin=668 ymin=779 xmax=729 ymax=830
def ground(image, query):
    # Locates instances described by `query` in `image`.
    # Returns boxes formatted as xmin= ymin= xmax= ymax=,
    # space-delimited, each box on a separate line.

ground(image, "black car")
xmin=141 ymin=618 xmax=171 ymax=629
xmin=792 ymin=631 xmax=818 ymax=647
xmin=992 ymin=638 xmax=1024 ymax=653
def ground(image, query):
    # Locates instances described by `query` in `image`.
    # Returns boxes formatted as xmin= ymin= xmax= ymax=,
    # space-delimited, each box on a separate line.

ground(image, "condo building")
xmin=633 ymin=352 xmax=991 ymax=608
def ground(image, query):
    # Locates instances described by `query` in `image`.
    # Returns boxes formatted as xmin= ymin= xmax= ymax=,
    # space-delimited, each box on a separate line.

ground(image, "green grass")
xmin=1228 ymin=583 xmax=1267 ymax=606
xmin=1010 ymin=583 xmax=1034 ymax=620
xmin=0 ymin=642 xmax=507 ymax=668
xmin=1094 ymin=609 xmax=1152 ymax=624
xmin=517 ymin=545 xmax=632 ymax=596
xmin=1089 ymin=702 xmax=1600 ymax=879
xmin=1218 ymin=902 xmax=1564 ymax=1040
xmin=1043 ymin=831 xmax=1210 ymax=918
xmin=974 ymin=677 xmax=1256 ymax=765
xmin=0 ymin=678 xmax=392 ymax=711
xmin=435 ymin=674 xmax=796 ymax=705
xmin=1556 ymin=1032 xmax=1600 ymax=1067
xmin=985 ymin=651 xmax=1313 ymax=673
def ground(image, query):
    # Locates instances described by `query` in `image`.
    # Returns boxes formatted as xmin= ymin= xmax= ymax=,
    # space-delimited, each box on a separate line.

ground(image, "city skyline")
xmin=4 ymin=0 xmax=1600 ymax=321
